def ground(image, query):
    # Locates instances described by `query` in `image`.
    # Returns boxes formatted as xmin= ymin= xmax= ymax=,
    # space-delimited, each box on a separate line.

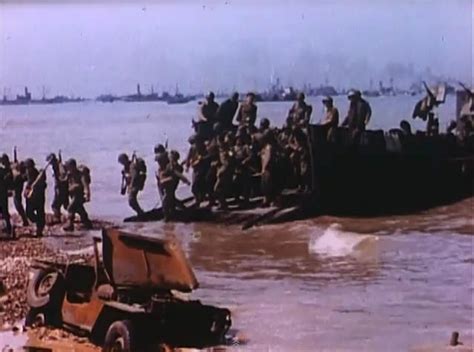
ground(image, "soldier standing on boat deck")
xmin=118 ymin=153 xmax=146 ymax=217
xmin=260 ymin=130 xmax=278 ymax=207
xmin=169 ymin=150 xmax=191 ymax=210
xmin=190 ymin=136 xmax=210 ymax=208
xmin=288 ymin=92 xmax=312 ymax=126
xmin=320 ymin=96 xmax=339 ymax=142
xmin=24 ymin=158 xmax=47 ymax=237
xmin=342 ymin=90 xmax=372 ymax=143
xmin=0 ymin=154 xmax=13 ymax=236
xmin=198 ymin=92 xmax=219 ymax=139
xmin=47 ymin=153 xmax=69 ymax=223
xmin=63 ymin=158 xmax=92 ymax=231
xmin=216 ymin=92 xmax=239 ymax=131
xmin=236 ymin=92 xmax=257 ymax=128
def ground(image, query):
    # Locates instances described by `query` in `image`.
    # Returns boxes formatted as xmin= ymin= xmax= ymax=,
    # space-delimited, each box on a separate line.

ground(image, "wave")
xmin=308 ymin=223 xmax=379 ymax=257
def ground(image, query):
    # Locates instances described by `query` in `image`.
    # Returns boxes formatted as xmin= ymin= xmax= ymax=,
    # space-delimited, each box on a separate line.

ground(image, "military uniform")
xmin=50 ymin=157 xmax=69 ymax=222
xmin=236 ymin=102 xmax=257 ymax=127
xmin=11 ymin=162 xmax=28 ymax=226
xmin=288 ymin=101 xmax=312 ymax=125
xmin=190 ymin=143 xmax=210 ymax=208
xmin=342 ymin=92 xmax=372 ymax=143
xmin=24 ymin=162 xmax=46 ymax=237
xmin=214 ymin=146 xmax=234 ymax=209
xmin=198 ymin=96 xmax=219 ymax=139
xmin=0 ymin=164 xmax=12 ymax=235
xmin=216 ymin=96 xmax=239 ymax=130
xmin=64 ymin=160 xmax=92 ymax=231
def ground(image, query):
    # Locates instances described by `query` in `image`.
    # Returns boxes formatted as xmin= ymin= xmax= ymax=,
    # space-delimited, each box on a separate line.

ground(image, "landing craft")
xmin=125 ymin=87 xmax=473 ymax=228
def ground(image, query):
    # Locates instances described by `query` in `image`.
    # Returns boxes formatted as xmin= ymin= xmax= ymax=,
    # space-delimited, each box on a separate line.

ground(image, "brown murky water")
xmin=1 ymin=97 xmax=473 ymax=351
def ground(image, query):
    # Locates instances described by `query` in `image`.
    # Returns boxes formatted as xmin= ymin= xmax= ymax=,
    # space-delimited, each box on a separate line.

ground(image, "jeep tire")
xmin=26 ymin=268 xmax=64 ymax=327
xmin=27 ymin=268 xmax=64 ymax=308
xmin=103 ymin=320 xmax=136 ymax=352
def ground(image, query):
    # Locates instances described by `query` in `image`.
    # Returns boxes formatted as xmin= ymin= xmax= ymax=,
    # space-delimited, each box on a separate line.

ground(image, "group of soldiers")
xmin=0 ymin=150 xmax=92 ymax=237
xmin=119 ymin=90 xmax=373 ymax=220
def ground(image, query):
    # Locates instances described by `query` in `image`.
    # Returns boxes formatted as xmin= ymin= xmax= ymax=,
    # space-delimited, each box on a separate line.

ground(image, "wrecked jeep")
xmin=25 ymin=227 xmax=231 ymax=351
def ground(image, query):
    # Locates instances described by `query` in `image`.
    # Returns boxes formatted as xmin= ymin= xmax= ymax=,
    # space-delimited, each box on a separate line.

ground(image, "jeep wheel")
xmin=27 ymin=269 xmax=64 ymax=308
xmin=103 ymin=320 xmax=136 ymax=352
xmin=24 ymin=308 xmax=46 ymax=327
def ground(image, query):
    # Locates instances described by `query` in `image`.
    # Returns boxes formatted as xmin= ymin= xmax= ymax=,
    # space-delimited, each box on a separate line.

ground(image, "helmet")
xmin=297 ymin=92 xmax=305 ymax=101
xmin=117 ymin=153 xmax=129 ymax=164
xmin=46 ymin=153 xmax=57 ymax=163
xmin=0 ymin=153 xmax=10 ymax=165
xmin=65 ymin=158 xmax=77 ymax=169
xmin=206 ymin=91 xmax=215 ymax=100
xmin=154 ymin=144 xmax=165 ymax=154
xmin=322 ymin=96 xmax=333 ymax=104
xmin=170 ymin=150 xmax=180 ymax=161
xmin=24 ymin=158 xmax=35 ymax=168
xmin=260 ymin=118 xmax=270 ymax=129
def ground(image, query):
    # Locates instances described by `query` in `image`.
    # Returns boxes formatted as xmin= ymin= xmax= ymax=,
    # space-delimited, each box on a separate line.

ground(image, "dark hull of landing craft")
xmin=308 ymin=125 xmax=474 ymax=216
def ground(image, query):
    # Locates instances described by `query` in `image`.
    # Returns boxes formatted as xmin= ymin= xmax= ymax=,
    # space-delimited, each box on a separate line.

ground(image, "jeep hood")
xmin=101 ymin=228 xmax=198 ymax=292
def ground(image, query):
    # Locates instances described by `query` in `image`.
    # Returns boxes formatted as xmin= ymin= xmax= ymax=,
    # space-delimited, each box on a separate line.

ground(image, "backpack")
xmin=135 ymin=158 xmax=147 ymax=191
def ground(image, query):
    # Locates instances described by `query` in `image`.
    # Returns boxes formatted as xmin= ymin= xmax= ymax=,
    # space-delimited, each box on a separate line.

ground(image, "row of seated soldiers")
xmin=118 ymin=90 xmax=375 ymax=220
xmin=0 ymin=152 xmax=92 ymax=237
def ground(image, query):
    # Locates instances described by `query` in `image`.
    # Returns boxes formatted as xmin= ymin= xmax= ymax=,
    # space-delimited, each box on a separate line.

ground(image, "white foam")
xmin=308 ymin=224 xmax=379 ymax=257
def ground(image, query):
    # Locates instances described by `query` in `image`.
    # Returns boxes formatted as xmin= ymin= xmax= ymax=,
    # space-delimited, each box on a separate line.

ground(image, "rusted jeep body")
xmin=26 ymin=227 xmax=231 ymax=351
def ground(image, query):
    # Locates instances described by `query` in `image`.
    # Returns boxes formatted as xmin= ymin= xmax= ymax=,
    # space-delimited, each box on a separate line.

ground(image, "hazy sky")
xmin=0 ymin=0 xmax=472 ymax=97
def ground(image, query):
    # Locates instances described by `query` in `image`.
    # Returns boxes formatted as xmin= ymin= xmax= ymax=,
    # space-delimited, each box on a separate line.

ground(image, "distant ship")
xmin=165 ymin=93 xmax=195 ymax=105
xmin=122 ymin=84 xmax=163 ymax=103
xmin=1 ymin=87 xmax=85 ymax=105
xmin=164 ymin=85 xmax=195 ymax=104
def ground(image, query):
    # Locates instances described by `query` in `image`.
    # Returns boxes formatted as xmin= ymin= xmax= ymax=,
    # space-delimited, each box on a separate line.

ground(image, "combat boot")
xmin=82 ymin=219 xmax=93 ymax=230
xmin=52 ymin=209 xmax=62 ymax=224
xmin=63 ymin=216 xmax=74 ymax=232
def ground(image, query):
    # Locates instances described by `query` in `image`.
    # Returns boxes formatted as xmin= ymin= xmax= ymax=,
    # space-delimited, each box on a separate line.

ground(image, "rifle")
xmin=25 ymin=160 xmax=52 ymax=199
xmin=13 ymin=146 xmax=17 ymax=163
xmin=120 ymin=152 xmax=136 ymax=195
xmin=458 ymin=82 xmax=474 ymax=98
xmin=120 ymin=171 xmax=127 ymax=195
xmin=58 ymin=149 xmax=62 ymax=163
xmin=422 ymin=81 xmax=436 ymax=100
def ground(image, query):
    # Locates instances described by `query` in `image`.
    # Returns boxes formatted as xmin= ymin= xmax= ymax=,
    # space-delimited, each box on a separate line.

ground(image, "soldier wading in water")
xmin=118 ymin=153 xmax=147 ymax=217
xmin=63 ymin=158 xmax=93 ymax=231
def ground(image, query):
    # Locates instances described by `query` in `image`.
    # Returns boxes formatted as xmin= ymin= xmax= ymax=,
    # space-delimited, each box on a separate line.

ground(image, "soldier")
xmin=158 ymin=150 xmax=190 ymax=220
xmin=236 ymin=92 xmax=257 ymax=127
xmin=0 ymin=154 xmax=13 ymax=236
xmin=288 ymin=92 xmax=312 ymax=125
xmin=233 ymin=129 xmax=253 ymax=205
xmin=24 ymin=158 xmax=47 ymax=237
xmin=412 ymin=84 xmax=440 ymax=136
xmin=189 ymin=137 xmax=210 ymax=208
xmin=260 ymin=130 xmax=278 ymax=207
xmin=214 ymin=134 xmax=235 ymax=209
xmin=118 ymin=153 xmax=146 ymax=216
xmin=215 ymin=92 xmax=239 ymax=131
xmin=320 ymin=96 xmax=339 ymax=142
xmin=11 ymin=160 xmax=29 ymax=227
xmin=197 ymin=92 xmax=219 ymax=139
xmin=47 ymin=153 xmax=69 ymax=223
xmin=169 ymin=150 xmax=191 ymax=209
xmin=342 ymin=90 xmax=372 ymax=143
xmin=63 ymin=158 xmax=92 ymax=231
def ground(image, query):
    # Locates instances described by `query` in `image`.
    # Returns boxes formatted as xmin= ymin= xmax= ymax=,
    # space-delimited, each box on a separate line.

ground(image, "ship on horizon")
xmin=1 ymin=86 xmax=86 ymax=106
